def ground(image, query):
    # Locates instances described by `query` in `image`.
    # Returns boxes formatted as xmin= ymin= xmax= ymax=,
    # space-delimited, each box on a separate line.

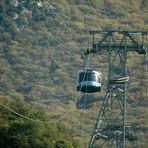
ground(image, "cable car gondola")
xmin=76 ymin=68 xmax=101 ymax=93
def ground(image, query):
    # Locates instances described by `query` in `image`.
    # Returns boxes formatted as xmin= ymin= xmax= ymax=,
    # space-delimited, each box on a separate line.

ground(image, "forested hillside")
xmin=0 ymin=0 xmax=148 ymax=147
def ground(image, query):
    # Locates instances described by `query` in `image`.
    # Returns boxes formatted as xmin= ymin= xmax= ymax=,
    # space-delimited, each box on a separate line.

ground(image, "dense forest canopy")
xmin=0 ymin=96 xmax=79 ymax=148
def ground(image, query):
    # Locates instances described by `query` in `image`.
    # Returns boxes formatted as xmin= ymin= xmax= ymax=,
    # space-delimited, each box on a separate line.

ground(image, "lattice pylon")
xmin=89 ymin=35 xmax=128 ymax=148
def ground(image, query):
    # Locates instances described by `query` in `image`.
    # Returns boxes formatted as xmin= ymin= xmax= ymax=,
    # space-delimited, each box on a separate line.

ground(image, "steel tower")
xmin=87 ymin=31 xmax=147 ymax=148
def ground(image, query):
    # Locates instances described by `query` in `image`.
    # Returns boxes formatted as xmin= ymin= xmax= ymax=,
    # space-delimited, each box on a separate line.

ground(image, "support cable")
xmin=0 ymin=102 xmax=52 ymax=124
xmin=78 ymin=53 xmax=90 ymax=147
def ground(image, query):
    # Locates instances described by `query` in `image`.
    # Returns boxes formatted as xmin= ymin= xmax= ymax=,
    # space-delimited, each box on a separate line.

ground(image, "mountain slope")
xmin=0 ymin=0 xmax=148 ymax=147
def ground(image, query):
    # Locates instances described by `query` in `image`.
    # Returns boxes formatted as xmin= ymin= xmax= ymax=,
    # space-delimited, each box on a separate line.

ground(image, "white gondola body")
xmin=76 ymin=69 xmax=101 ymax=93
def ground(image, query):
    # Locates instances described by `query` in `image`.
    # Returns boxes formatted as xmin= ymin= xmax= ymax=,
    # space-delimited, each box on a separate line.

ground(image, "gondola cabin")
xmin=76 ymin=68 xmax=101 ymax=93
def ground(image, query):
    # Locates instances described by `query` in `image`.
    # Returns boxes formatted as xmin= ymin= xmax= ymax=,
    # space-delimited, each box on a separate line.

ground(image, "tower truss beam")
xmin=88 ymin=30 xmax=147 ymax=54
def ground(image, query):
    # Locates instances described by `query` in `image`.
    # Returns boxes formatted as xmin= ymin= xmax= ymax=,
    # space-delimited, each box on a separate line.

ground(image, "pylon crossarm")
xmin=88 ymin=30 xmax=147 ymax=54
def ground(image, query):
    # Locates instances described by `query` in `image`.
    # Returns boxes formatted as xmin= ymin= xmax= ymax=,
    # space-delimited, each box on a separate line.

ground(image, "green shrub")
xmin=55 ymin=140 xmax=74 ymax=148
